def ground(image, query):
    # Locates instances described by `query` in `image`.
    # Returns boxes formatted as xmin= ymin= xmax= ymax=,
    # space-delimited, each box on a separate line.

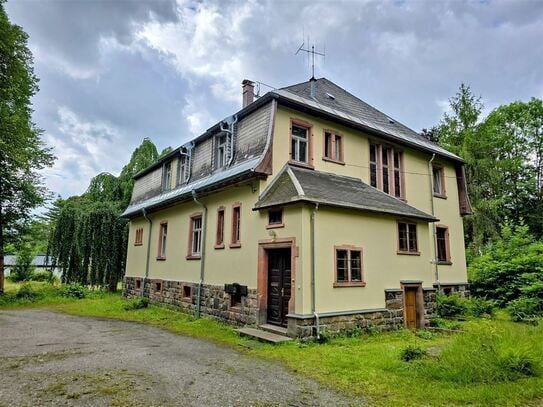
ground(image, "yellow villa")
xmin=122 ymin=78 xmax=471 ymax=337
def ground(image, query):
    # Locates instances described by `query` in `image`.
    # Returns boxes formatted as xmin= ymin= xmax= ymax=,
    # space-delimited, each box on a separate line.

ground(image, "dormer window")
xmin=162 ymin=161 xmax=172 ymax=191
xmin=215 ymin=134 xmax=228 ymax=169
xmin=177 ymin=155 xmax=187 ymax=186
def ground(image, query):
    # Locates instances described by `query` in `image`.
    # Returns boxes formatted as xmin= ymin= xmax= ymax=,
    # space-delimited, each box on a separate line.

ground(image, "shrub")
xmin=507 ymin=297 xmax=542 ymax=322
xmin=498 ymin=350 xmax=537 ymax=378
xmin=467 ymin=297 xmax=495 ymax=317
xmin=31 ymin=271 xmax=59 ymax=284
xmin=61 ymin=284 xmax=87 ymax=299
xmin=436 ymin=294 xmax=468 ymax=318
xmin=16 ymin=284 xmax=39 ymax=300
xmin=10 ymin=248 xmax=35 ymax=282
xmin=400 ymin=344 xmax=427 ymax=362
xmin=469 ymin=225 xmax=543 ymax=306
xmin=123 ymin=297 xmax=150 ymax=310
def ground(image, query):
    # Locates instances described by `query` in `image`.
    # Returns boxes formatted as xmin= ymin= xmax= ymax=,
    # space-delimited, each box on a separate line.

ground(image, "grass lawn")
xmin=2 ymin=280 xmax=543 ymax=406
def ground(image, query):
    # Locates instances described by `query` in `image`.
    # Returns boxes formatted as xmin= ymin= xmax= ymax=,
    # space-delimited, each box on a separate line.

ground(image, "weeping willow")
xmin=47 ymin=138 xmax=160 ymax=291
xmin=48 ymin=200 xmax=128 ymax=291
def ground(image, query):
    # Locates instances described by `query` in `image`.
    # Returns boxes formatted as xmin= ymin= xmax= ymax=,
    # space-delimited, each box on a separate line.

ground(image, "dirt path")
xmin=0 ymin=310 xmax=360 ymax=406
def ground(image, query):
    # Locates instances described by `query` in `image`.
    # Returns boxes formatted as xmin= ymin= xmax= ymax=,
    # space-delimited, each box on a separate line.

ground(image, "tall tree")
xmin=434 ymin=84 xmax=543 ymax=250
xmin=47 ymin=138 xmax=160 ymax=291
xmin=0 ymin=1 xmax=54 ymax=293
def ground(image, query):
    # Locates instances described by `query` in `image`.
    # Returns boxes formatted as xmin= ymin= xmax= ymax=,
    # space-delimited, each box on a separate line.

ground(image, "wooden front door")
xmin=404 ymin=287 xmax=418 ymax=329
xmin=267 ymin=248 xmax=291 ymax=326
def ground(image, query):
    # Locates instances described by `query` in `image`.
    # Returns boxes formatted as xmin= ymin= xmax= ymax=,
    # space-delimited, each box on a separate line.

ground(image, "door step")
xmin=259 ymin=323 xmax=288 ymax=336
xmin=236 ymin=327 xmax=292 ymax=344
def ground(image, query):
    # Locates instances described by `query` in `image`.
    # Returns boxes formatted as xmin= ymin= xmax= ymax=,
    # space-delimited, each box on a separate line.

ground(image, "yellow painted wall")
xmin=314 ymin=207 xmax=432 ymax=313
xmin=271 ymin=106 xmax=468 ymax=287
xmin=125 ymin=182 xmax=307 ymax=313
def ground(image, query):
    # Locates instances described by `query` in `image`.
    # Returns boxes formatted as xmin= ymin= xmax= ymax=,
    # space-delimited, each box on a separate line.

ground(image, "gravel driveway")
xmin=0 ymin=310 xmax=360 ymax=406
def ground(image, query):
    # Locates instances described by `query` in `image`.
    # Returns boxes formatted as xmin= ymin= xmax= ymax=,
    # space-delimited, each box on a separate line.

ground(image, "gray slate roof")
xmin=275 ymin=78 xmax=462 ymax=162
xmin=255 ymin=165 xmax=437 ymax=222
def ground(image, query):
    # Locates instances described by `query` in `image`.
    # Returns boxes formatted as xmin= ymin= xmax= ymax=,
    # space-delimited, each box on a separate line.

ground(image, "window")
xmin=230 ymin=204 xmax=241 ymax=248
xmin=134 ymin=228 xmax=143 ymax=246
xmin=183 ymin=285 xmax=192 ymax=300
xmin=188 ymin=214 xmax=202 ymax=258
xmin=162 ymin=161 xmax=172 ymax=191
xmin=157 ymin=222 xmax=168 ymax=259
xmin=334 ymin=247 xmax=365 ymax=287
xmin=323 ymin=131 xmax=343 ymax=162
xmin=291 ymin=123 xmax=309 ymax=164
xmin=215 ymin=134 xmax=228 ymax=169
xmin=370 ymin=143 xmax=378 ymax=188
xmin=382 ymin=147 xmax=390 ymax=194
xmin=433 ymin=166 xmax=446 ymax=197
xmin=177 ymin=155 xmax=187 ymax=185
xmin=267 ymin=208 xmax=283 ymax=227
xmin=230 ymin=291 xmax=242 ymax=307
xmin=215 ymin=207 xmax=225 ymax=248
xmin=155 ymin=281 xmax=162 ymax=292
xmin=369 ymin=143 xmax=404 ymax=199
xmin=394 ymin=151 xmax=402 ymax=198
xmin=135 ymin=279 xmax=141 ymax=289
xmin=436 ymin=226 xmax=451 ymax=263
xmin=398 ymin=222 xmax=418 ymax=254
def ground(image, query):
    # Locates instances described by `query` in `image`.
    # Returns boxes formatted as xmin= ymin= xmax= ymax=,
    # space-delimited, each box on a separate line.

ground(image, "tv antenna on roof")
xmin=295 ymin=41 xmax=325 ymax=79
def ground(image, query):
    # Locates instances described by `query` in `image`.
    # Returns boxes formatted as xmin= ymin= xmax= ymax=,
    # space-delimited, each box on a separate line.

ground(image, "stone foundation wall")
xmin=125 ymin=277 xmax=444 ymax=338
xmin=437 ymin=283 xmax=470 ymax=297
xmin=291 ymin=288 xmax=438 ymax=338
xmin=123 ymin=276 xmax=257 ymax=325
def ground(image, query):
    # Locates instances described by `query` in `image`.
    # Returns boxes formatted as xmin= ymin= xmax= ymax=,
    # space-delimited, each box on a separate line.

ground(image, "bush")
xmin=469 ymin=225 xmax=543 ymax=307
xmin=507 ymin=297 xmax=542 ymax=322
xmin=31 ymin=271 xmax=59 ymax=284
xmin=437 ymin=294 xmax=468 ymax=318
xmin=10 ymin=249 xmax=36 ymax=282
xmin=16 ymin=284 xmax=39 ymax=300
xmin=498 ymin=350 xmax=537 ymax=378
xmin=61 ymin=284 xmax=87 ymax=299
xmin=467 ymin=297 xmax=495 ymax=317
xmin=123 ymin=297 xmax=150 ymax=310
xmin=400 ymin=344 xmax=427 ymax=362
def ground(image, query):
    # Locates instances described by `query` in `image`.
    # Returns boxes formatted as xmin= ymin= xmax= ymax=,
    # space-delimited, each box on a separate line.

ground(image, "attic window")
xmin=215 ymin=134 xmax=228 ymax=169
xmin=387 ymin=118 xmax=395 ymax=124
xmin=326 ymin=92 xmax=335 ymax=100
xmin=162 ymin=161 xmax=172 ymax=191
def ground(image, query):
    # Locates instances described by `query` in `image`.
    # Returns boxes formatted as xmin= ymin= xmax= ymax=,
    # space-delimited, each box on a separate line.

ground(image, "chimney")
xmin=310 ymin=76 xmax=317 ymax=99
xmin=242 ymin=79 xmax=254 ymax=108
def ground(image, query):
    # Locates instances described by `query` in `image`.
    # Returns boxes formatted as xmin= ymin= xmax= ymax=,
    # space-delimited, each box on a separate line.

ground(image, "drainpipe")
xmin=428 ymin=154 xmax=440 ymax=292
xmin=220 ymin=115 xmax=239 ymax=167
xmin=142 ymin=208 xmax=153 ymax=297
xmin=192 ymin=190 xmax=208 ymax=318
xmin=310 ymin=203 xmax=320 ymax=339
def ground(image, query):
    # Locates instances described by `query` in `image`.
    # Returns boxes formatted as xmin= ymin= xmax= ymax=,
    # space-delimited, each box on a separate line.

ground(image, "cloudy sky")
xmin=5 ymin=0 xmax=543 ymax=200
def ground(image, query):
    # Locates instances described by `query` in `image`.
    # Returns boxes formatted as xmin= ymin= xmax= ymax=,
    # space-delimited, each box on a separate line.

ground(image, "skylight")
xmin=326 ymin=92 xmax=335 ymax=100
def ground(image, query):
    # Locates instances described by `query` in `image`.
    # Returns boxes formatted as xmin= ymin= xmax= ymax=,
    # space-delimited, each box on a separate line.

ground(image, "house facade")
xmin=122 ymin=78 xmax=471 ymax=337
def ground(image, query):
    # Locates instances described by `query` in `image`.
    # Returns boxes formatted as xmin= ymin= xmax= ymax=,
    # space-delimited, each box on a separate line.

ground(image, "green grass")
xmin=2 ymin=281 xmax=543 ymax=406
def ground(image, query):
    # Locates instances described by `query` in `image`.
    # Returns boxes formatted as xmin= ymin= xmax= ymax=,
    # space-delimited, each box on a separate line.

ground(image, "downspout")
xmin=428 ymin=154 xmax=440 ymax=291
xmin=220 ymin=114 xmax=239 ymax=167
xmin=192 ymin=190 xmax=208 ymax=318
xmin=142 ymin=208 xmax=153 ymax=297
xmin=310 ymin=203 xmax=320 ymax=339
xmin=184 ymin=142 xmax=194 ymax=183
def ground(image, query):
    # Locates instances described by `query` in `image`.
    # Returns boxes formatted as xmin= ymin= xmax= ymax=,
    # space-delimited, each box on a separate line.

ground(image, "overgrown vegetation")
xmin=468 ymin=225 xmax=543 ymax=321
xmin=1 ymin=283 xmax=542 ymax=406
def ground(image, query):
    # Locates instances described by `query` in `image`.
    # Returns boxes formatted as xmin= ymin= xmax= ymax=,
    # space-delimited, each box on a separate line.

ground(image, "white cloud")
xmin=43 ymin=107 xmax=129 ymax=197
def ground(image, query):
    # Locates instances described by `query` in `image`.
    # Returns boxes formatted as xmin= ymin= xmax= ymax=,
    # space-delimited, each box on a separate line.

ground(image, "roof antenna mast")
xmin=295 ymin=41 xmax=325 ymax=80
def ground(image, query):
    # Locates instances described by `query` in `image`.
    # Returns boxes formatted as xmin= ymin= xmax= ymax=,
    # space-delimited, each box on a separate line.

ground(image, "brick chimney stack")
xmin=242 ymin=79 xmax=254 ymax=108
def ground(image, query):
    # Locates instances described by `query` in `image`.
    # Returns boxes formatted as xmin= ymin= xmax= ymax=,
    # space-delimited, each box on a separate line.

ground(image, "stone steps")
xmin=236 ymin=327 xmax=292 ymax=344
xmin=259 ymin=323 xmax=288 ymax=336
